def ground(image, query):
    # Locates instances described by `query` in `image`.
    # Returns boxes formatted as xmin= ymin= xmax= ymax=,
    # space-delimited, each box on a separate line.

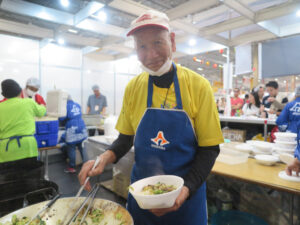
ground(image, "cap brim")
xmin=127 ymin=24 xmax=169 ymax=36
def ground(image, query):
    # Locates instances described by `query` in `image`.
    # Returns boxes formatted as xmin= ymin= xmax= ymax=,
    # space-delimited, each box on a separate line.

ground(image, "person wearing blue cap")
xmin=86 ymin=84 xmax=107 ymax=136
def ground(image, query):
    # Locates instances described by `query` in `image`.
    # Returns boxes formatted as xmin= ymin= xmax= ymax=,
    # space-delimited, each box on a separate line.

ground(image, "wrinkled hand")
xmin=149 ymin=186 xmax=190 ymax=217
xmin=267 ymin=97 xmax=275 ymax=103
xmin=78 ymin=157 xmax=106 ymax=191
xmin=286 ymin=158 xmax=300 ymax=176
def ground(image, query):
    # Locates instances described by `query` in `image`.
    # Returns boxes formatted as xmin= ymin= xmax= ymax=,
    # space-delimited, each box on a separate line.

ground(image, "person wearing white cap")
xmin=86 ymin=84 xmax=107 ymax=136
xmin=276 ymin=86 xmax=300 ymax=133
xmin=79 ymin=10 xmax=223 ymax=225
xmin=21 ymin=77 xmax=46 ymax=106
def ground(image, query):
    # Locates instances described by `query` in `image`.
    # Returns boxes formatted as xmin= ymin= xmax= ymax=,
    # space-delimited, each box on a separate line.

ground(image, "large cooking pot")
xmin=0 ymin=160 xmax=44 ymax=183
xmin=0 ymin=179 xmax=58 ymax=217
xmin=0 ymin=197 xmax=134 ymax=225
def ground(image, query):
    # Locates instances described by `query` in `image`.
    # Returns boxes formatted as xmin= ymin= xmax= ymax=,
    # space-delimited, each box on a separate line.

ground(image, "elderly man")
xmin=79 ymin=10 xmax=223 ymax=225
xmin=87 ymin=84 xmax=107 ymax=136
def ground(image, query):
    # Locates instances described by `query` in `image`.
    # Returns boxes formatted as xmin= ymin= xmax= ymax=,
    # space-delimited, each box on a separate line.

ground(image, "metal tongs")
xmin=65 ymin=183 xmax=100 ymax=225
xmin=25 ymin=194 xmax=60 ymax=225
xmin=62 ymin=156 xmax=101 ymax=224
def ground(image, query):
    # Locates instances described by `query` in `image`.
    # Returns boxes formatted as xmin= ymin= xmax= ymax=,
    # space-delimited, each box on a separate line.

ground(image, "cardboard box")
xmin=222 ymin=128 xmax=246 ymax=142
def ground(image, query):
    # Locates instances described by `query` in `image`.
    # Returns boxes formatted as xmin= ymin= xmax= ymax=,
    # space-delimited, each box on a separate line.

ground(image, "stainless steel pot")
xmin=0 ymin=197 xmax=133 ymax=225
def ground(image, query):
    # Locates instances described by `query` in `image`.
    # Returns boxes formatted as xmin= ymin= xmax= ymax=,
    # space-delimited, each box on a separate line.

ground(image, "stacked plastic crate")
xmin=35 ymin=120 xmax=59 ymax=148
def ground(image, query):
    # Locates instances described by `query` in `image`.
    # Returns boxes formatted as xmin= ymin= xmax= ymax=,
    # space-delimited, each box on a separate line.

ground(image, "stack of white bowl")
xmin=246 ymin=140 xmax=274 ymax=155
xmin=273 ymin=132 xmax=297 ymax=156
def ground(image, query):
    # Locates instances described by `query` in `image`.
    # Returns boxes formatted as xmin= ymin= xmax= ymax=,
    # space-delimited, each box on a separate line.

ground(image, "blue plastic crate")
xmin=35 ymin=120 xmax=59 ymax=135
xmin=35 ymin=133 xmax=58 ymax=148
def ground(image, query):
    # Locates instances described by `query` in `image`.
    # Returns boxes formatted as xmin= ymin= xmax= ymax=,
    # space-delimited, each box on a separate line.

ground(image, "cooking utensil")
xmin=65 ymin=184 xmax=99 ymax=225
xmin=0 ymin=197 xmax=133 ymax=225
xmin=25 ymin=194 xmax=60 ymax=225
xmin=62 ymin=156 xmax=101 ymax=224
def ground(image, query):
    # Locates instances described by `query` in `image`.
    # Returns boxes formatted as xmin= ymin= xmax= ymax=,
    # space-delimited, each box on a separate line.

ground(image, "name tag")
xmin=95 ymin=105 xmax=99 ymax=111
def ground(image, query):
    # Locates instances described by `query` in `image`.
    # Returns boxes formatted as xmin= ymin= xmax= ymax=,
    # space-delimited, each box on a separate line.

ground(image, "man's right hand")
xmin=78 ymin=150 xmax=116 ymax=191
xmin=286 ymin=158 xmax=300 ymax=176
xmin=78 ymin=158 xmax=106 ymax=191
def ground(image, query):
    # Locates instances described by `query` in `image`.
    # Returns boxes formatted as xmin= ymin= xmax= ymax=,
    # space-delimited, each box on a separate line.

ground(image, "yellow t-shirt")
xmin=115 ymin=65 xmax=224 ymax=147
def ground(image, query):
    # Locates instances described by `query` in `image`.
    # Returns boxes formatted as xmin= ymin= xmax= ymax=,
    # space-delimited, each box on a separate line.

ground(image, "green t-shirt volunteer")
xmin=0 ymin=98 xmax=46 ymax=163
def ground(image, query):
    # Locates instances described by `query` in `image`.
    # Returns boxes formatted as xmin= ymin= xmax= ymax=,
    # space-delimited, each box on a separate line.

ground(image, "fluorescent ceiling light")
xmin=188 ymin=39 xmax=196 ymax=46
xmin=92 ymin=10 xmax=107 ymax=22
xmin=58 ymin=38 xmax=65 ymax=45
xmin=37 ymin=12 xmax=51 ymax=20
xmin=68 ymin=29 xmax=78 ymax=34
xmin=197 ymin=67 xmax=203 ymax=71
xmin=61 ymin=0 xmax=69 ymax=7
xmin=297 ymin=10 xmax=300 ymax=17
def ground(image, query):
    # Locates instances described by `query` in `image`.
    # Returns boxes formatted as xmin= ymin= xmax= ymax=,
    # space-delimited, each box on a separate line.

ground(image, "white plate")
xmin=278 ymin=171 xmax=300 ymax=182
xmin=279 ymin=153 xmax=295 ymax=165
xmin=254 ymin=155 xmax=278 ymax=166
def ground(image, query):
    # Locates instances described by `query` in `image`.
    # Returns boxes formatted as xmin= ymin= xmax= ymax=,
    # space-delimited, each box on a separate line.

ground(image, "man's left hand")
xmin=149 ymin=186 xmax=190 ymax=217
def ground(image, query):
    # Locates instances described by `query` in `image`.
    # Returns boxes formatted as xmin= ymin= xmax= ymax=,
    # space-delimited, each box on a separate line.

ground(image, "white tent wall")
xmin=0 ymin=34 xmax=141 ymax=117
xmin=0 ymin=34 xmax=39 ymax=90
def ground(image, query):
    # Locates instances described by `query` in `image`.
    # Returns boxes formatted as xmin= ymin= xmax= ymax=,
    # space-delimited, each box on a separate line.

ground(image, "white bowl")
xmin=255 ymin=155 xmax=278 ymax=166
xmin=273 ymin=146 xmax=295 ymax=154
xmin=279 ymin=153 xmax=294 ymax=165
xmin=274 ymin=140 xmax=297 ymax=149
xmin=274 ymin=132 xmax=297 ymax=142
xmin=252 ymin=147 xmax=272 ymax=155
xmin=250 ymin=141 xmax=274 ymax=152
xmin=129 ymin=175 xmax=183 ymax=209
xmin=234 ymin=144 xmax=253 ymax=153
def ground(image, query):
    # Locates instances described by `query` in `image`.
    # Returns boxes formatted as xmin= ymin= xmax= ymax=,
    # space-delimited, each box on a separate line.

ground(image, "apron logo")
xmin=151 ymin=131 xmax=169 ymax=150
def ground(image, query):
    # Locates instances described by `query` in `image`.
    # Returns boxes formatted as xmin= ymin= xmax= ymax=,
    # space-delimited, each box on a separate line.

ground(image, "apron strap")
xmin=147 ymin=62 xmax=183 ymax=109
xmin=0 ymin=135 xmax=34 ymax=151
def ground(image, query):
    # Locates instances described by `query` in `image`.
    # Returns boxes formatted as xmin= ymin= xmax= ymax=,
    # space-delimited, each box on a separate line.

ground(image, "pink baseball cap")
xmin=127 ymin=10 xmax=170 ymax=36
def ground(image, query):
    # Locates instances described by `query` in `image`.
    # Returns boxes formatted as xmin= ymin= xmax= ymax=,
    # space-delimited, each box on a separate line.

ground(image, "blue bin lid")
xmin=211 ymin=210 xmax=268 ymax=225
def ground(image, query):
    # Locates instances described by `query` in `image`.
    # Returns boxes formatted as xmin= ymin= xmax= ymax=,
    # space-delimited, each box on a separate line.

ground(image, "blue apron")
xmin=127 ymin=64 xmax=207 ymax=225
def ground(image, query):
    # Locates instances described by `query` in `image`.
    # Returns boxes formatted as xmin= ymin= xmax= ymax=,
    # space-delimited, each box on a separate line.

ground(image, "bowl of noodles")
xmin=129 ymin=175 xmax=184 ymax=209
